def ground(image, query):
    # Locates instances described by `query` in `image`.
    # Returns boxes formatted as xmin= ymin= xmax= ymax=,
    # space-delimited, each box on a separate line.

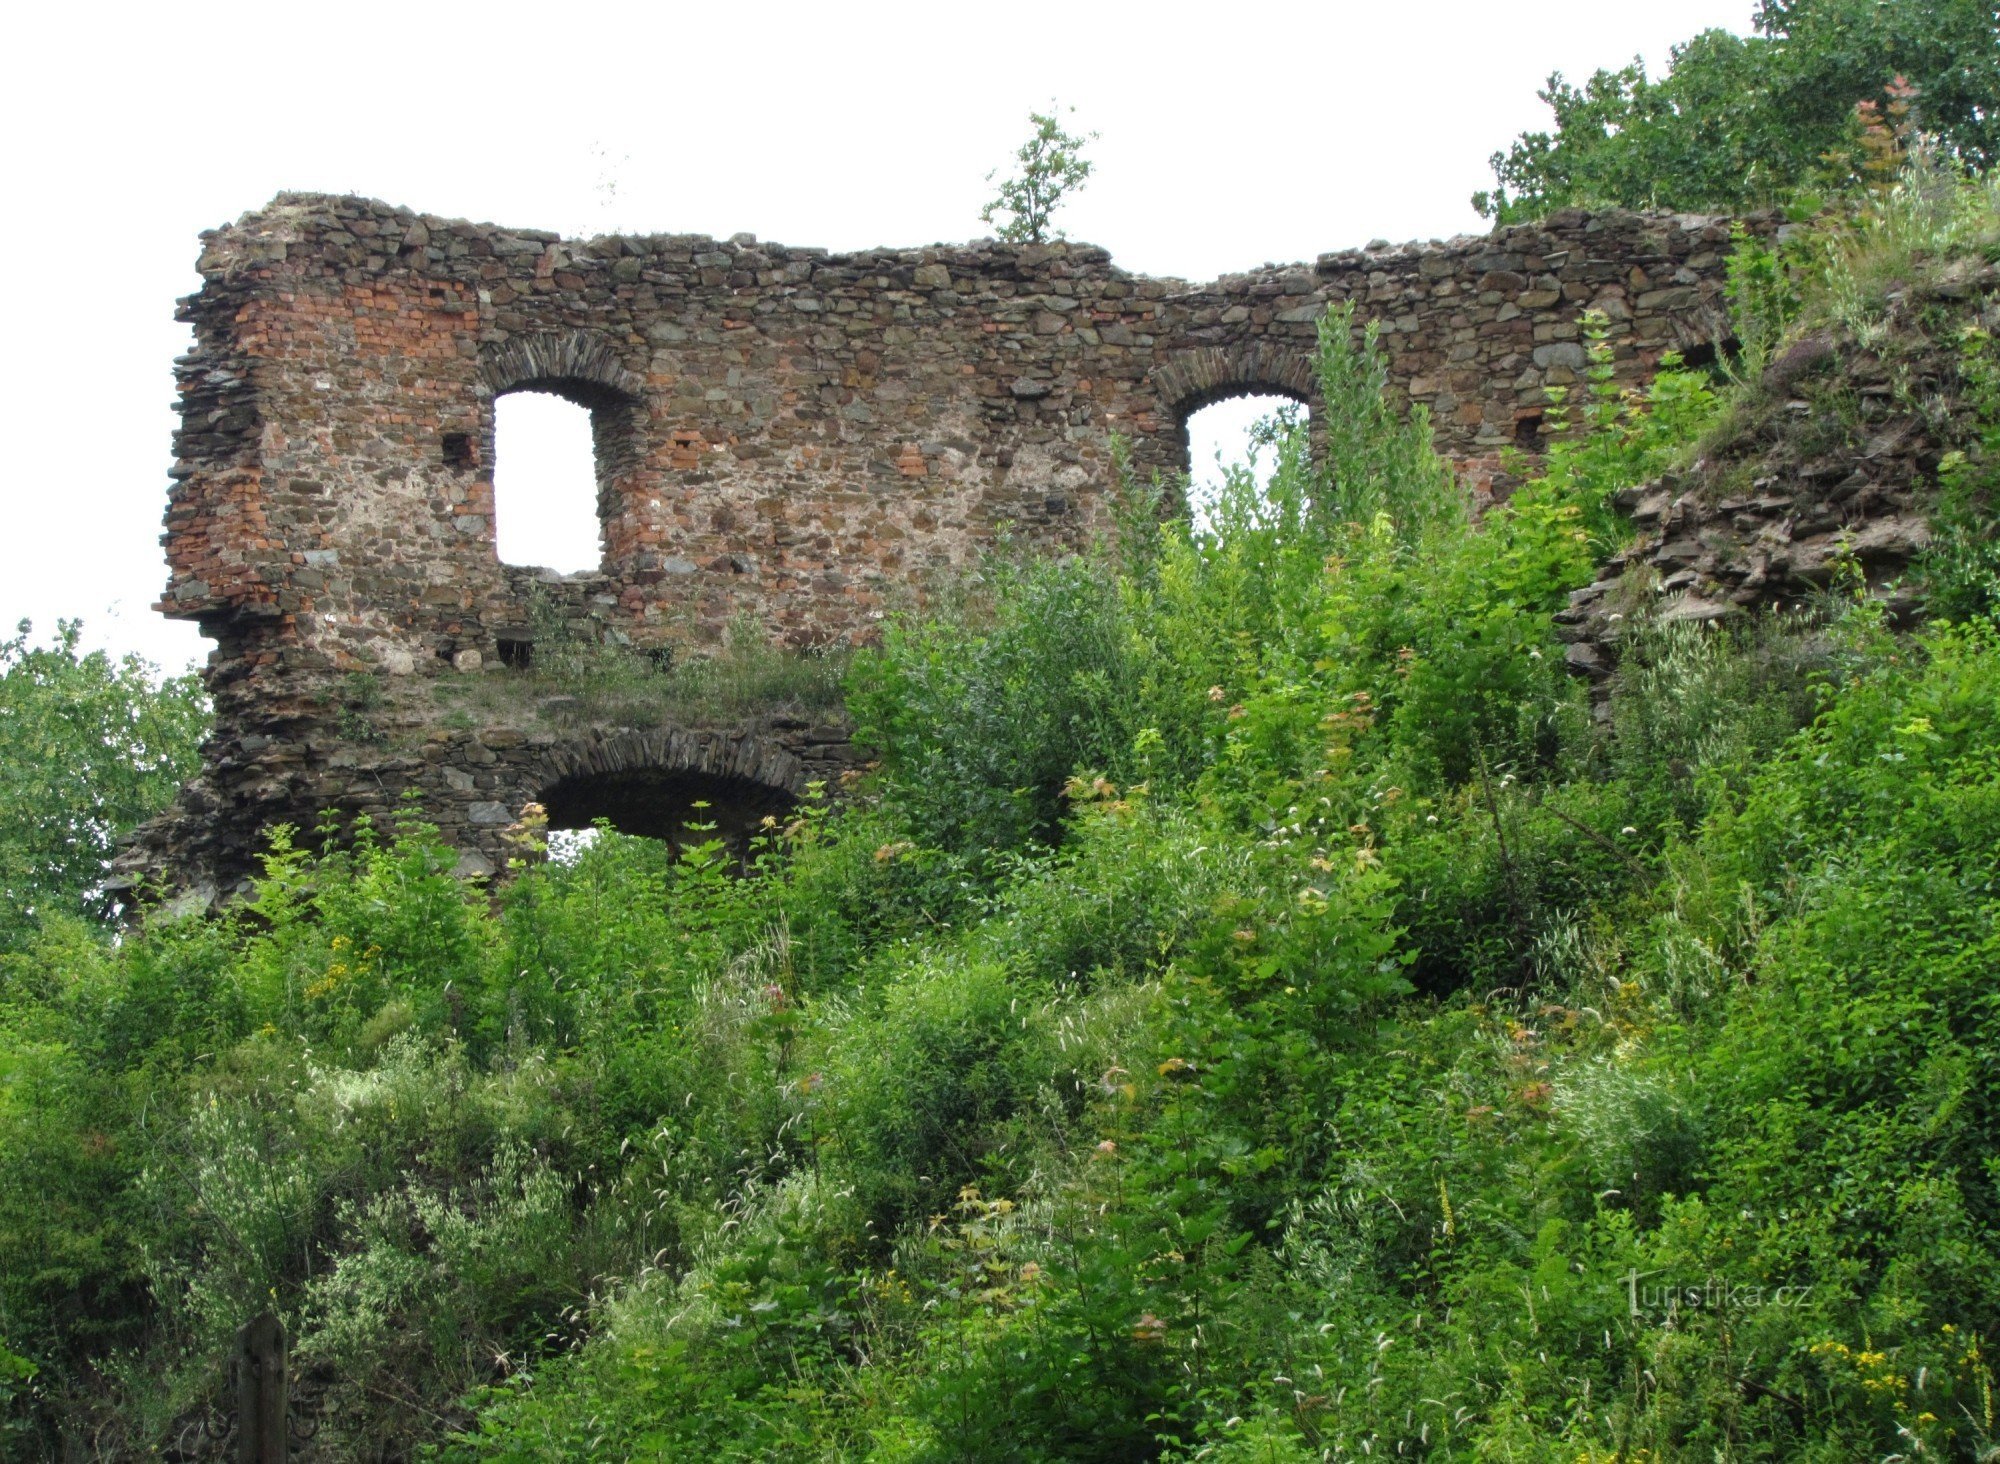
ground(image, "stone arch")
xmin=531 ymin=726 xmax=805 ymax=856
xmin=1151 ymin=343 xmax=1319 ymax=418
xmin=479 ymin=329 xmax=647 ymax=402
xmin=1147 ymin=343 xmax=1322 ymax=491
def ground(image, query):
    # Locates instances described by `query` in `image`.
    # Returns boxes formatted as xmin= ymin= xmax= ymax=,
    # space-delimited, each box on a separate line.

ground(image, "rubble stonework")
xmin=1555 ymin=261 xmax=2000 ymax=682
xmin=120 ymin=193 xmax=1756 ymax=903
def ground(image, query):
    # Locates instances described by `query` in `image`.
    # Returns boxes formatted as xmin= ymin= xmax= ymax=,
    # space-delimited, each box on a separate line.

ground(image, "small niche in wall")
xmin=1515 ymin=413 xmax=1543 ymax=448
xmin=496 ymin=636 xmax=534 ymax=670
xmin=442 ymin=431 xmax=476 ymax=469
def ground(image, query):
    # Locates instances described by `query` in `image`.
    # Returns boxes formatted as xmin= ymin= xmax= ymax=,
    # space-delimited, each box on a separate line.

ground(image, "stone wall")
xmin=121 ymin=193 xmax=1751 ymax=903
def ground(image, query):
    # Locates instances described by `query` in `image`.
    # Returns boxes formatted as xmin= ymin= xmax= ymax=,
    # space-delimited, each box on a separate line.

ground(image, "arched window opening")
xmin=540 ymin=768 xmax=798 ymax=866
xmin=1183 ymin=393 xmax=1311 ymax=531
xmin=493 ymin=390 xmax=602 ymax=574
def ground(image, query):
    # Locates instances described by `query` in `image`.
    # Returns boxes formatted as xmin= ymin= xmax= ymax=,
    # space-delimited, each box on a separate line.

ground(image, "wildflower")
xmin=1207 ymin=685 xmax=1226 ymax=702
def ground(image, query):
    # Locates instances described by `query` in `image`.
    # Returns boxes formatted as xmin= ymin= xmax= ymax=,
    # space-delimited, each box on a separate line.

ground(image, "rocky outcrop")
xmin=1557 ymin=259 xmax=2000 ymax=681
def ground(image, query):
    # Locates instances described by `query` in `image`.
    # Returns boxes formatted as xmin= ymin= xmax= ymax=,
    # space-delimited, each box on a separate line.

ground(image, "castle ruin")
xmin=118 ymin=194 xmax=1747 ymax=903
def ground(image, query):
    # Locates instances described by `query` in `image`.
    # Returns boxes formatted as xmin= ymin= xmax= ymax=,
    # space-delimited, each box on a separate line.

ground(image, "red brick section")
xmin=121 ymin=193 xmax=1752 ymax=906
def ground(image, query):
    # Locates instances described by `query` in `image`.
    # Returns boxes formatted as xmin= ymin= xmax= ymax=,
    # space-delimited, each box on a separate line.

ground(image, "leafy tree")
xmin=980 ymin=104 xmax=1097 ymax=243
xmin=1475 ymin=0 xmax=2000 ymax=221
xmin=0 ymin=620 xmax=207 ymax=947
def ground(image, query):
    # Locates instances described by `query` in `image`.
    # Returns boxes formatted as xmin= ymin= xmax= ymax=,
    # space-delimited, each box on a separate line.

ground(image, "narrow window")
xmin=1183 ymin=393 xmax=1310 ymax=530
xmin=492 ymin=391 xmax=601 ymax=574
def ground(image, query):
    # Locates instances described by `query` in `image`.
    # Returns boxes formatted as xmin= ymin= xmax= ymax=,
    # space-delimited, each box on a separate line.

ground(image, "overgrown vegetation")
xmin=432 ymin=599 xmax=849 ymax=732
xmin=6 ymin=173 xmax=2000 ymax=1461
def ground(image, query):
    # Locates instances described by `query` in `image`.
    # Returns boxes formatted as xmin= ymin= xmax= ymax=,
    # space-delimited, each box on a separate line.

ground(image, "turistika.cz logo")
xmin=1622 ymin=1270 xmax=1815 ymax=1319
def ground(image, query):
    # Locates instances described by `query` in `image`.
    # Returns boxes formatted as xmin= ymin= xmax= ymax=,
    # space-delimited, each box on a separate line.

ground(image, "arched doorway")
xmin=1149 ymin=344 xmax=1323 ymax=522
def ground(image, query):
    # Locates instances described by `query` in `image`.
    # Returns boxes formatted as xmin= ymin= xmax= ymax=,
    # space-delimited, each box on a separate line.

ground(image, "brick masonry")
xmin=119 ymin=193 xmax=1754 ymax=904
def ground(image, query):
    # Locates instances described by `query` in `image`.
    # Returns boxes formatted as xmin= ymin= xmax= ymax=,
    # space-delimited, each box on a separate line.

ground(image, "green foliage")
xmin=11 ymin=196 xmax=2000 ymax=1459
xmin=1475 ymin=0 xmax=2000 ymax=220
xmin=847 ymin=550 xmax=1150 ymax=858
xmin=980 ymin=103 xmax=1096 ymax=244
xmin=1927 ymin=322 xmax=2000 ymax=618
xmin=0 ymin=621 xmax=207 ymax=949
xmin=1811 ymin=148 xmax=2000 ymax=340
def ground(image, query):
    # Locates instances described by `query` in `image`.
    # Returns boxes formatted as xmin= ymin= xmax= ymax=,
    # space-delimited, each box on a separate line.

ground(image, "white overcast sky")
xmin=1 ymin=0 xmax=1752 ymax=673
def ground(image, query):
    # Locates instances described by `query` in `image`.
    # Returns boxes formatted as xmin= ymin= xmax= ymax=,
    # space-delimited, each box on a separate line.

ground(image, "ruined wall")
xmin=121 ymin=193 xmax=1750 ymax=903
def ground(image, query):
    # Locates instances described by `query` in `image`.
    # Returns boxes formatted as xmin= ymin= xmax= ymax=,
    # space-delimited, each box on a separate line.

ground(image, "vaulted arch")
xmin=1150 ymin=343 xmax=1319 ymax=417
xmin=532 ymin=726 xmax=805 ymax=858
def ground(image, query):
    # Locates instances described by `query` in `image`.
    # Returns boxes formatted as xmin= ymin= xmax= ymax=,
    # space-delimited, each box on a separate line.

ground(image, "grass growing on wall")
xmin=430 ymin=606 xmax=851 ymax=732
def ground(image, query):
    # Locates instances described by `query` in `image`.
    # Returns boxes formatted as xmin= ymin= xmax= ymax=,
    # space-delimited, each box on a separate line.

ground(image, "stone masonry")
xmin=119 ymin=193 xmax=1754 ymax=905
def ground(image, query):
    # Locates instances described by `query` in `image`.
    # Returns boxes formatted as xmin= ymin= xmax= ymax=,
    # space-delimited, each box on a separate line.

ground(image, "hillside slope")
xmin=3 ymin=177 xmax=1999 ymax=1461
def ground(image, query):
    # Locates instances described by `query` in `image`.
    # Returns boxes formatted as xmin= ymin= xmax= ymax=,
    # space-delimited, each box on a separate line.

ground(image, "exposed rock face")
xmin=120 ymin=194 xmax=1752 ymax=903
xmin=1556 ymin=262 xmax=2000 ymax=680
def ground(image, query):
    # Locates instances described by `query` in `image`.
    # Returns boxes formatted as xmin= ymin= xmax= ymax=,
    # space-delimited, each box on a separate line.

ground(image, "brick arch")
xmin=532 ymin=726 xmax=807 ymax=796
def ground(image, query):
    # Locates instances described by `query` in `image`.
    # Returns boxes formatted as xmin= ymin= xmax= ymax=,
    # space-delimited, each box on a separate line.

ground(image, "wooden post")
xmin=236 ymin=1312 xmax=286 ymax=1463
